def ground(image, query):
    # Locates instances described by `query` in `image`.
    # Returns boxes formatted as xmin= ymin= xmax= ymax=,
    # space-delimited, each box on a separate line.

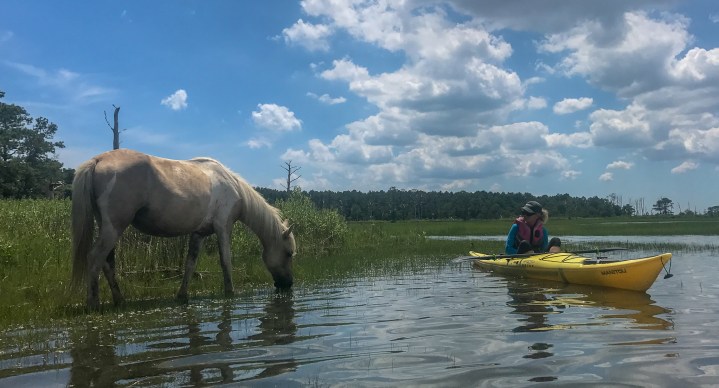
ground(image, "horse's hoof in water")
xmin=176 ymin=293 xmax=189 ymax=304
xmin=275 ymin=287 xmax=293 ymax=296
xmin=274 ymin=280 xmax=293 ymax=290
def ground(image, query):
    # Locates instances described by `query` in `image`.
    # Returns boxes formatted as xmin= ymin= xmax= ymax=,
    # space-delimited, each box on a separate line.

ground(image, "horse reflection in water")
xmin=182 ymin=293 xmax=299 ymax=384
xmin=66 ymin=293 xmax=299 ymax=386
xmin=71 ymin=149 xmax=296 ymax=310
xmin=68 ymin=322 xmax=120 ymax=387
xmin=166 ymin=293 xmax=299 ymax=384
xmin=248 ymin=292 xmax=297 ymax=345
xmin=183 ymin=303 xmax=235 ymax=385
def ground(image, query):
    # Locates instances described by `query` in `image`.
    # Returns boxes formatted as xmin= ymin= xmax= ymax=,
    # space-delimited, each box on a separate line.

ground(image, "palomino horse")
xmin=71 ymin=149 xmax=295 ymax=310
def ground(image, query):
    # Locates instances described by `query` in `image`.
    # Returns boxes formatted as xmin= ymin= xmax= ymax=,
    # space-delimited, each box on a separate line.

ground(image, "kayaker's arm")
xmin=505 ymin=224 xmax=519 ymax=254
xmin=541 ymin=227 xmax=550 ymax=252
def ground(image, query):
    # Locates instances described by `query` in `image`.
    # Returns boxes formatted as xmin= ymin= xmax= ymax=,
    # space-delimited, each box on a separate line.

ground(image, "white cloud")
xmin=252 ymin=103 xmax=302 ymax=132
xmin=599 ymin=172 xmax=614 ymax=181
xmin=544 ymin=132 xmax=593 ymax=148
xmin=4 ymin=61 xmax=113 ymax=103
xmin=443 ymin=0 xmax=677 ymax=34
xmin=246 ymin=138 xmax=272 ymax=149
xmin=589 ymin=104 xmax=653 ymax=147
xmin=6 ymin=62 xmax=77 ymax=83
xmin=490 ymin=122 xmax=549 ymax=150
xmin=527 ymin=96 xmax=547 ymax=110
xmin=307 ymin=92 xmax=346 ymax=105
xmin=607 ymin=160 xmax=634 ymax=169
xmin=282 ymin=19 xmax=332 ymax=51
xmin=276 ymin=2 xmax=592 ymax=189
xmin=161 ymin=89 xmax=188 ymax=111
xmin=539 ymin=11 xmax=691 ymax=97
xmin=321 ymin=58 xmax=524 ymax=138
xmin=671 ymin=161 xmax=698 ymax=174
xmin=670 ymin=48 xmax=719 ymax=82
xmin=553 ymin=97 xmax=593 ymax=114
xmin=320 ymin=58 xmax=370 ymax=82
xmin=277 ymin=1 xmax=719 ymax=193
xmin=561 ymin=170 xmax=581 ymax=180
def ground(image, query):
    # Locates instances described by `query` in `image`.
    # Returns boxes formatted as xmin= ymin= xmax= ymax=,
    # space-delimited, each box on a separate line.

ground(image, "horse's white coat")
xmin=96 ymin=173 xmax=118 ymax=236
xmin=71 ymin=149 xmax=296 ymax=310
xmin=96 ymin=172 xmax=116 ymax=212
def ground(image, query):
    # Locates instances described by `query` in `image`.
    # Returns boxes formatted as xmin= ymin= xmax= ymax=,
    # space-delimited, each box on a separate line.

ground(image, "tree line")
xmin=2 ymin=90 xmax=719 ymax=219
xmin=258 ymin=188 xmax=719 ymax=220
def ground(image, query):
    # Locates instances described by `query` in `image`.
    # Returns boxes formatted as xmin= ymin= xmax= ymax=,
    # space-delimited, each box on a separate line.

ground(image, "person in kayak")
xmin=505 ymin=201 xmax=562 ymax=254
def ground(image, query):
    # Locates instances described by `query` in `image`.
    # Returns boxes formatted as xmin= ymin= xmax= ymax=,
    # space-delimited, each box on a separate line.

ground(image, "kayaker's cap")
xmin=521 ymin=201 xmax=543 ymax=215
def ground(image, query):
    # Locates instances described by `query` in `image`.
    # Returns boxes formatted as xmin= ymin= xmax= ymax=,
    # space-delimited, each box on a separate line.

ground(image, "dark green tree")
xmin=621 ymin=204 xmax=635 ymax=216
xmin=707 ymin=206 xmax=719 ymax=217
xmin=0 ymin=91 xmax=66 ymax=198
xmin=652 ymin=197 xmax=673 ymax=215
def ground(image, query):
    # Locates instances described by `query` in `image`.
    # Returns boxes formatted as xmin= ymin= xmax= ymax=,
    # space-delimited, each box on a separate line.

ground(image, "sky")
xmin=1 ymin=0 xmax=719 ymax=213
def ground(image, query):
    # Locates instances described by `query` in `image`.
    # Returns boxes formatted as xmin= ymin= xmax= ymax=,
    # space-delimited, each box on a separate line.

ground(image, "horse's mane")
xmin=191 ymin=157 xmax=285 ymax=241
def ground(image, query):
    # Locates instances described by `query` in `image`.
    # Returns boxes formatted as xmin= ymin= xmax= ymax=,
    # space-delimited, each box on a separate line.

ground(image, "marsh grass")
xmin=1 ymin=198 xmax=717 ymax=327
xmin=368 ymin=217 xmax=719 ymax=237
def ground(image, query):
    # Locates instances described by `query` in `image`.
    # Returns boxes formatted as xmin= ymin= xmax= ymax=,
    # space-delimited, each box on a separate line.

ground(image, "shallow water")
xmin=1 ymin=246 xmax=719 ymax=387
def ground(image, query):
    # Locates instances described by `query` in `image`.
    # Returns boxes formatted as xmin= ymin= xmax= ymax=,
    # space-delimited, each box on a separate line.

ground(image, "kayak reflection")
xmin=501 ymin=276 xmax=673 ymax=333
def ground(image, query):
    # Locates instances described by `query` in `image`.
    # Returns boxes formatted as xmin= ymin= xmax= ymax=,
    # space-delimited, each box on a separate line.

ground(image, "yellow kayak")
xmin=470 ymin=251 xmax=672 ymax=292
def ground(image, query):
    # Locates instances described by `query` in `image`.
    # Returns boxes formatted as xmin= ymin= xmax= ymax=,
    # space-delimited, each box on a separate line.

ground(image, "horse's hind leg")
xmin=102 ymin=248 xmax=125 ymax=306
xmin=86 ymin=227 xmax=121 ymax=310
xmin=177 ymin=232 xmax=205 ymax=303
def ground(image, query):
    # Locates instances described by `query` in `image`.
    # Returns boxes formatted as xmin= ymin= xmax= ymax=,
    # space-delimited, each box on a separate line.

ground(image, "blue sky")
xmin=2 ymin=0 xmax=719 ymax=213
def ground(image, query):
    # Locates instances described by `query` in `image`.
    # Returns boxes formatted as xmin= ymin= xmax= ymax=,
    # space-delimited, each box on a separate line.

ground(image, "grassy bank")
xmin=363 ymin=216 xmax=719 ymax=236
xmin=1 ymin=198 xmax=717 ymax=327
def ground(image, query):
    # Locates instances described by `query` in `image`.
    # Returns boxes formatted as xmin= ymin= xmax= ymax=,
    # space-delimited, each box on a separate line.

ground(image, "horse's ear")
xmin=283 ymin=224 xmax=294 ymax=239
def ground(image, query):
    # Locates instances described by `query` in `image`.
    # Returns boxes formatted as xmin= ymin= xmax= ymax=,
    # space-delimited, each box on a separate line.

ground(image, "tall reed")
xmin=0 ymin=193 xmax=350 ymax=326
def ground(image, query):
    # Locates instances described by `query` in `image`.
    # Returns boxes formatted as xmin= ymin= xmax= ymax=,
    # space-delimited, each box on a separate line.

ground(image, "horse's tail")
xmin=71 ymin=158 xmax=97 ymax=289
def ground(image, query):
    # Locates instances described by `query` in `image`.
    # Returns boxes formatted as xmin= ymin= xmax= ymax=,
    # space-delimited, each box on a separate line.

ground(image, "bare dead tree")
xmin=634 ymin=197 xmax=645 ymax=216
xmin=104 ymin=105 xmax=124 ymax=150
xmin=282 ymin=160 xmax=301 ymax=193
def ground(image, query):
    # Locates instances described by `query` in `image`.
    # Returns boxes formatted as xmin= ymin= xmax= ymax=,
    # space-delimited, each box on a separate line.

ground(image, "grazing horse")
xmin=71 ymin=149 xmax=295 ymax=310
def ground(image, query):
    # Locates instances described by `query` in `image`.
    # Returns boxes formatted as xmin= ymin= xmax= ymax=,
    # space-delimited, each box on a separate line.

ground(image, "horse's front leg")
xmin=102 ymin=248 xmax=125 ymax=306
xmin=216 ymin=227 xmax=235 ymax=297
xmin=177 ymin=232 xmax=205 ymax=303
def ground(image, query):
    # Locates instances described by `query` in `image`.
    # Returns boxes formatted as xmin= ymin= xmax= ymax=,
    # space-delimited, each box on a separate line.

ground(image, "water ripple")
xmin=2 ymin=250 xmax=719 ymax=386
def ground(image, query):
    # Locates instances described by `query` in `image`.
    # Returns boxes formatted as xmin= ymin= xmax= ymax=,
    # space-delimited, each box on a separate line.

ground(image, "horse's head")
xmin=263 ymin=222 xmax=296 ymax=290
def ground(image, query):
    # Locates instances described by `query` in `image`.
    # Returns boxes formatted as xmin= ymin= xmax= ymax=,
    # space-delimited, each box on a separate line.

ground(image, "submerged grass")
xmin=0 ymin=198 xmax=717 ymax=328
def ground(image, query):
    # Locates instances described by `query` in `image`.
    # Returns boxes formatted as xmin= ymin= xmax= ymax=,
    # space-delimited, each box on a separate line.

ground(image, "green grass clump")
xmin=276 ymin=190 xmax=348 ymax=257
